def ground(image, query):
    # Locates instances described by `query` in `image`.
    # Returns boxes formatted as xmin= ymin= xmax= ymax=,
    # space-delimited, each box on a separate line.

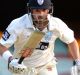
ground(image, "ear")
xmin=49 ymin=3 xmax=54 ymax=15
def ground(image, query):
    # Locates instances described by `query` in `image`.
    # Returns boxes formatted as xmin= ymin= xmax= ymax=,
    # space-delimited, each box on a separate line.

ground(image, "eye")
xmin=42 ymin=9 xmax=49 ymax=13
xmin=42 ymin=9 xmax=46 ymax=11
xmin=33 ymin=9 xmax=40 ymax=12
xmin=35 ymin=9 xmax=46 ymax=12
xmin=32 ymin=9 xmax=49 ymax=14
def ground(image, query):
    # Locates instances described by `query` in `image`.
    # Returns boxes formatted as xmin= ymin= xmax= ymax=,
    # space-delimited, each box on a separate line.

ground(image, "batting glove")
xmin=2 ymin=50 xmax=27 ymax=74
xmin=71 ymin=59 xmax=80 ymax=75
xmin=8 ymin=58 xmax=27 ymax=74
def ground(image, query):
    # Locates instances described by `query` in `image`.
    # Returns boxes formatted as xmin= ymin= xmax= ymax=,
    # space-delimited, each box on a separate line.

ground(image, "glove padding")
xmin=8 ymin=58 xmax=27 ymax=74
xmin=71 ymin=60 xmax=80 ymax=75
xmin=71 ymin=66 xmax=80 ymax=75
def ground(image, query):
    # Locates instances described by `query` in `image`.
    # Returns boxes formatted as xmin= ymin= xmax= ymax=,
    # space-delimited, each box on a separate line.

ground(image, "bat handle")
xmin=18 ymin=49 xmax=31 ymax=64
xmin=73 ymin=60 xmax=76 ymax=65
xmin=18 ymin=57 xmax=25 ymax=64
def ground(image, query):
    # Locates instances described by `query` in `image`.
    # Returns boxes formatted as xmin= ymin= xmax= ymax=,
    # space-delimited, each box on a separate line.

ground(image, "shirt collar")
xmin=25 ymin=13 xmax=35 ymax=29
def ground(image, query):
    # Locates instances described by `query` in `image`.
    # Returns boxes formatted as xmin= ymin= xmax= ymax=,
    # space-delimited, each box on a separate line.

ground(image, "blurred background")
xmin=0 ymin=0 xmax=80 ymax=75
xmin=0 ymin=0 xmax=80 ymax=38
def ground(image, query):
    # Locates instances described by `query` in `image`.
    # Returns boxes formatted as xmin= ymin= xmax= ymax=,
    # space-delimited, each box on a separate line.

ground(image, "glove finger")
xmin=9 ymin=62 xmax=27 ymax=74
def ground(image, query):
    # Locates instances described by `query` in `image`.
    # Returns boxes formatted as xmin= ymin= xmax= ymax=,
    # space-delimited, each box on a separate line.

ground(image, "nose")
xmin=39 ymin=11 xmax=45 ymax=16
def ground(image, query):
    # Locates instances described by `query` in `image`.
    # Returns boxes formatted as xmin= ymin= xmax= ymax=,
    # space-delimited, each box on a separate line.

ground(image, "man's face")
xmin=31 ymin=9 xmax=49 ymax=31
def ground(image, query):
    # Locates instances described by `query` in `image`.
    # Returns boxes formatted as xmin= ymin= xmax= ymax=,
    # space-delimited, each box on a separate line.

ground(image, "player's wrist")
xmin=2 ymin=50 xmax=13 ymax=62
xmin=74 ymin=59 xmax=80 ymax=66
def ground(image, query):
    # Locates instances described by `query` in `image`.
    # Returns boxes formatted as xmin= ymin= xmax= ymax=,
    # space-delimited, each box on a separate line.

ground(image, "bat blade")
xmin=22 ymin=30 xmax=45 ymax=50
xmin=18 ymin=30 xmax=45 ymax=64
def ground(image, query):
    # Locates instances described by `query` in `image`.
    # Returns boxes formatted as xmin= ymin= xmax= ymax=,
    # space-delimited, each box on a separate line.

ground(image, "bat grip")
xmin=73 ymin=60 xmax=76 ymax=65
xmin=18 ymin=57 xmax=25 ymax=64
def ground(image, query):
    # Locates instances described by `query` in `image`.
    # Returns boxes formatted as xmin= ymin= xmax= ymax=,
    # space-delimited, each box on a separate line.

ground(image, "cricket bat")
xmin=18 ymin=30 xmax=45 ymax=64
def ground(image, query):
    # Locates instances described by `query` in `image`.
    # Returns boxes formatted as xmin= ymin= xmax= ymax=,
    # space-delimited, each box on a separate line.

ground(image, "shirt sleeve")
xmin=0 ymin=21 xmax=17 ymax=48
xmin=56 ymin=18 xmax=75 ymax=44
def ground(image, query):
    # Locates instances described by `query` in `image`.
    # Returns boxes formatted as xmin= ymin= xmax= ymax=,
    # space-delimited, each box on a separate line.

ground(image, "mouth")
xmin=33 ymin=20 xmax=49 ymax=31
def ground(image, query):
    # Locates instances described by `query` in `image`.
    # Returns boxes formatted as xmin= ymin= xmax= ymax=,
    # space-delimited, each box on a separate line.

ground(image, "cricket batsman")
xmin=0 ymin=0 xmax=80 ymax=75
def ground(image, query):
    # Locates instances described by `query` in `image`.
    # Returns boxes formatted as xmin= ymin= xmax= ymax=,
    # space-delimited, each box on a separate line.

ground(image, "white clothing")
xmin=12 ymin=60 xmax=58 ymax=75
xmin=0 ymin=13 xmax=75 ymax=75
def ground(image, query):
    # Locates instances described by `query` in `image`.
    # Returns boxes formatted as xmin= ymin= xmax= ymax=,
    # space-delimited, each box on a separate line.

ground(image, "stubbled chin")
xmin=37 ymin=26 xmax=47 ymax=31
xmin=33 ymin=21 xmax=48 ymax=31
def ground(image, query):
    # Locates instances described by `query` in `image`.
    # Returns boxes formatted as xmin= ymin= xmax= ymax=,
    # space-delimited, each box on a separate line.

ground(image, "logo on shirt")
xmin=36 ymin=42 xmax=49 ymax=50
xmin=2 ymin=30 xmax=10 ymax=41
xmin=37 ymin=0 xmax=44 ymax=5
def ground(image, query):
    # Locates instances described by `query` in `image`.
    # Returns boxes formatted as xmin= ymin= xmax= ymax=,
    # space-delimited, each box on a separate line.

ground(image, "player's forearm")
xmin=0 ymin=43 xmax=12 ymax=62
xmin=0 ymin=43 xmax=8 ymax=55
xmin=68 ymin=39 xmax=80 ymax=60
